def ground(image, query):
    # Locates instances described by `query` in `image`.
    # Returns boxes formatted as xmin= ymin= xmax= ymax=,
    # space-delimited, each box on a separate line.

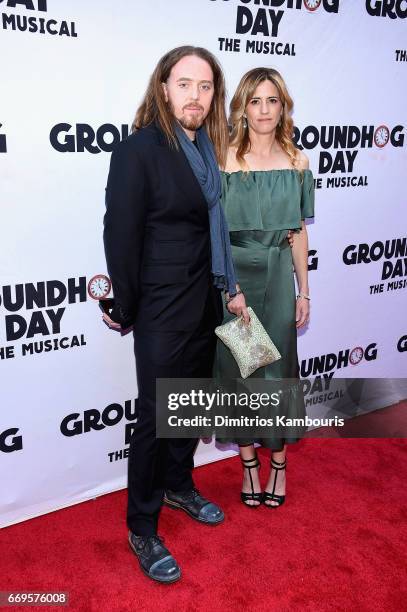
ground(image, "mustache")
xmin=182 ymin=104 xmax=204 ymax=112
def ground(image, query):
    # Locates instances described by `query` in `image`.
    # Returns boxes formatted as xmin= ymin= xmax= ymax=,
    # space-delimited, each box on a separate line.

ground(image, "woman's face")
xmin=245 ymin=79 xmax=283 ymax=135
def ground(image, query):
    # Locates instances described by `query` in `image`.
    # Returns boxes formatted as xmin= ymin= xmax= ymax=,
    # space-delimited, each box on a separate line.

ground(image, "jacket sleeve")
xmin=103 ymin=138 xmax=147 ymax=328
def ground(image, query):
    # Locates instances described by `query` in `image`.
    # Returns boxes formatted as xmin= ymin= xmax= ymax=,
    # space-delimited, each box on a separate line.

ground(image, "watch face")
xmin=87 ymin=274 xmax=111 ymax=300
xmin=349 ymin=346 xmax=364 ymax=365
xmin=304 ymin=0 xmax=322 ymax=11
xmin=374 ymin=125 xmax=390 ymax=148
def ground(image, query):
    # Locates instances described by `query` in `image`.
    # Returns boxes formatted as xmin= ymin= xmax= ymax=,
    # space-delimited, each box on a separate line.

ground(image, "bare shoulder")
xmin=223 ymin=146 xmax=242 ymax=172
xmin=296 ymin=149 xmax=310 ymax=170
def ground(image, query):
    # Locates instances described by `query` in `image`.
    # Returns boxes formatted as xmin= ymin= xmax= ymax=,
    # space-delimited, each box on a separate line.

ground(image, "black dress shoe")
xmin=163 ymin=488 xmax=224 ymax=525
xmin=128 ymin=532 xmax=181 ymax=583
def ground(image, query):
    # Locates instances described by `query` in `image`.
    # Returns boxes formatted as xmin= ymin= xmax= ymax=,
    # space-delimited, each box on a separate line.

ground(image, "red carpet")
xmin=1 ymin=439 xmax=407 ymax=612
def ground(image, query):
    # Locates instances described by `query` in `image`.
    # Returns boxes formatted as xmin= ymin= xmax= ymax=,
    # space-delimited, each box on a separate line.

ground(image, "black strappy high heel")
xmin=240 ymin=454 xmax=262 ymax=508
xmin=263 ymin=458 xmax=286 ymax=508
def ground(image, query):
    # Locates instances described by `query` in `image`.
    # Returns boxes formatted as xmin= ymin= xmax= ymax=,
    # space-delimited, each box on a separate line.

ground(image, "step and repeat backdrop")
xmin=1 ymin=1 xmax=406 ymax=527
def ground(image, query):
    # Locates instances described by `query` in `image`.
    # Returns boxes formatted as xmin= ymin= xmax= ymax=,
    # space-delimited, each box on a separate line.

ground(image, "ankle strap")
xmin=241 ymin=456 xmax=259 ymax=468
xmin=271 ymin=458 xmax=286 ymax=469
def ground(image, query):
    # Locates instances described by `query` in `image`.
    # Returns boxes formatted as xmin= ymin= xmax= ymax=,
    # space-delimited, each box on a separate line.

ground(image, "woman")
xmin=215 ymin=67 xmax=314 ymax=508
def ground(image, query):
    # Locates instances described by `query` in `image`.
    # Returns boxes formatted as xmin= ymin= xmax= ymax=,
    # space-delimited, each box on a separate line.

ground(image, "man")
xmin=103 ymin=46 xmax=248 ymax=583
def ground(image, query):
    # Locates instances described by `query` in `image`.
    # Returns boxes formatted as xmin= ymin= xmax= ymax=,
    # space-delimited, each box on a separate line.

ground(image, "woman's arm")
xmin=291 ymin=221 xmax=310 ymax=328
xmin=291 ymin=151 xmax=311 ymax=328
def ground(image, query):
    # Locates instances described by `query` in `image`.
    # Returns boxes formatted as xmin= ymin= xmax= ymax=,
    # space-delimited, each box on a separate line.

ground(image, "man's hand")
xmin=102 ymin=312 xmax=122 ymax=331
xmin=287 ymin=230 xmax=294 ymax=248
xmin=226 ymin=293 xmax=250 ymax=324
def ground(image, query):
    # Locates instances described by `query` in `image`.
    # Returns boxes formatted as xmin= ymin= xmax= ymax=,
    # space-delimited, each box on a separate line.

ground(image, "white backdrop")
xmin=1 ymin=0 xmax=406 ymax=527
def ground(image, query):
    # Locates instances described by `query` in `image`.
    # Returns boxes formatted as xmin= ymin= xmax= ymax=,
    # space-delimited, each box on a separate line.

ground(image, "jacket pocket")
xmin=140 ymin=264 xmax=189 ymax=284
xmin=150 ymin=240 xmax=188 ymax=263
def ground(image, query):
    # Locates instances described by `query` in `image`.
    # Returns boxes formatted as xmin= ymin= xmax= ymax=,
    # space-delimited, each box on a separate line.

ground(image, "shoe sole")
xmin=241 ymin=501 xmax=261 ymax=509
xmin=163 ymin=497 xmax=224 ymax=525
xmin=264 ymin=504 xmax=285 ymax=509
xmin=128 ymin=536 xmax=181 ymax=584
xmin=241 ymin=493 xmax=262 ymax=509
xmin=263 ymin=498 xmax=285 ymax=509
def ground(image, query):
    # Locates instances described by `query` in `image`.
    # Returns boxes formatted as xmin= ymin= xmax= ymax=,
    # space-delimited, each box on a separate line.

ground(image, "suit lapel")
xmin=152 ymin=122 xmax=208 ymax=212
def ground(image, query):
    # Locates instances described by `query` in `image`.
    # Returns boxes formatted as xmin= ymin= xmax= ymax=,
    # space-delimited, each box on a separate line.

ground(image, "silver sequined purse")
xmin=215 ymin=306 xmax=281 ymax=379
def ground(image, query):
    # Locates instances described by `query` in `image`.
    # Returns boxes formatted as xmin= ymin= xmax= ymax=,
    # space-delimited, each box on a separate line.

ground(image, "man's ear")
xmin=162 ymin=82 xmax=168 ymax=103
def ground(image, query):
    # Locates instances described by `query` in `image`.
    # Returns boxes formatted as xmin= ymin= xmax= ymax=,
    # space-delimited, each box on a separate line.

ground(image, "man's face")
xmin=163 ymin=55 xmax=214 ymax=135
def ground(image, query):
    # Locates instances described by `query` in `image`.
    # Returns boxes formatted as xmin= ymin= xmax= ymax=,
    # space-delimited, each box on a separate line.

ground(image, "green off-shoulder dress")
xmin=214 ymin=169 xmax=315 ymax=449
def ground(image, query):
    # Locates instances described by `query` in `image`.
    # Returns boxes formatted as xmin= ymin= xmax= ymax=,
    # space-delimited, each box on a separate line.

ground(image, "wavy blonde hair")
xmin=132 ymin=46 xmax=229 ymax=168
xmin=229 ymin=67 xmax=299 ymax=171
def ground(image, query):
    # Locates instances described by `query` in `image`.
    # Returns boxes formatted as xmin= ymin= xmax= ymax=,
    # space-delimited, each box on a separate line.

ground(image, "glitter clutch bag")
xmin=215 ymin=307 xmax=281 ymax=379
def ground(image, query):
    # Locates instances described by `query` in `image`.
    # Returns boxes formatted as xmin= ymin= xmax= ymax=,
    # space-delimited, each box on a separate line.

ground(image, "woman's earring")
xmin=242 ymin=114 xmax=247 ymax=129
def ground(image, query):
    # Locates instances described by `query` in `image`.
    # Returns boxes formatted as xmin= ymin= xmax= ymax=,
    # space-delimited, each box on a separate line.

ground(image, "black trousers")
xmin=127 ymin=289 xmax=219 ymax=536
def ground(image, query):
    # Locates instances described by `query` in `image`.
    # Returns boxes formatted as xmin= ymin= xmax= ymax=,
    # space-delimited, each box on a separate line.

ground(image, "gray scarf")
xmin=175 ymin=123 xmax=237 ymax=296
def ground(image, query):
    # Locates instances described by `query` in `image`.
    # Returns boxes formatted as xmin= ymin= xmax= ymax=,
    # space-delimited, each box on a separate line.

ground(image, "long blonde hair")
xmin=229 ymin=67 xmax=299 ymax=171
xmin=132 ymin=45 xmax=229 ymax=168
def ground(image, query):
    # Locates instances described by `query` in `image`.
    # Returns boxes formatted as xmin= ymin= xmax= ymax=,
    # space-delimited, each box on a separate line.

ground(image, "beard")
xmin=177 ymin=114 xmax=205 ymax=131
xmin=168 ymin=99 xmax=206 ymax=131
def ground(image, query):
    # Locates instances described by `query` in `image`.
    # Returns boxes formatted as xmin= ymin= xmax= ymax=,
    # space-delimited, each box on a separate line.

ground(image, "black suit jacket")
xmin=103 ymin=122 xmax=223 ymax=331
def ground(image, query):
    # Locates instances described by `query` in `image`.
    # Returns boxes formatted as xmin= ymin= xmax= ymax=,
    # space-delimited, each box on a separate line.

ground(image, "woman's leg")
xmin=239 ymin=444 xmax=262 ymax=507
xmin=263 ymin=444 xmax=287 ymax=508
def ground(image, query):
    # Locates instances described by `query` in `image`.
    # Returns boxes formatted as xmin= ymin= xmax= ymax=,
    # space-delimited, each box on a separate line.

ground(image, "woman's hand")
xmin=226 ymin=292 xmax=250 ymax=324
xmin=287 ymin=230 xmax=294 ymax=247
xmin=102 ymin=312 xmax=122 ymax=331
xmin=295 ymin=296 xmax=310 ymax=328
